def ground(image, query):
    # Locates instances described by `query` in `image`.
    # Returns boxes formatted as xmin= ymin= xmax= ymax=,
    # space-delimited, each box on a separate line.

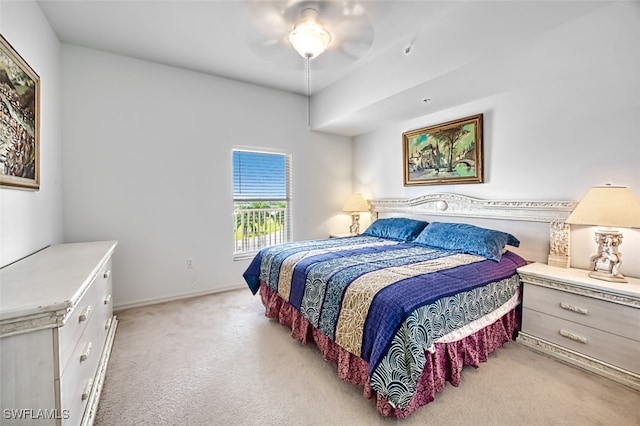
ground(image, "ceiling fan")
xmin=243 ymin=0 xmax=377 ymax=70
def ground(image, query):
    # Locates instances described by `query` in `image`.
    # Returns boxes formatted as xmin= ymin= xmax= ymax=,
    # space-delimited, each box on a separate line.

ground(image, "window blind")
xmin=233 ymin=150 xmax=289 ymax=200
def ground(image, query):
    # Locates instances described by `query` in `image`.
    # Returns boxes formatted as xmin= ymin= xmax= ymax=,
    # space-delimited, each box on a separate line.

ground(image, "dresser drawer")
xmin=58 ymin=260 xmax=113 ymax=375
xmin=64 ymin=298 xmax=111 ymax=378
xmin=60 ymin=329 xmax=104 ymax=425
xmin=522 ymin=283 xmax=639 ymax=342
xmin=522 ymin=308 xmax=640 ymax=373
xmin=59 ymin=314 xmax=109 ymax=426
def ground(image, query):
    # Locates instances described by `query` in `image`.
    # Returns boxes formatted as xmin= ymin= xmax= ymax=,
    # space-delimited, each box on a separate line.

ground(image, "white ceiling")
xmin=38 ymin=0 xmax=445 ymax=95
xmin=36 ymin=0 xmax=613 ymax=135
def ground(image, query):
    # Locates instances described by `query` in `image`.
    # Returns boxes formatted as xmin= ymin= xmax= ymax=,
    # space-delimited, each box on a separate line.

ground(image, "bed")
xmin=243 ymin=193 xmax=574 ymax=418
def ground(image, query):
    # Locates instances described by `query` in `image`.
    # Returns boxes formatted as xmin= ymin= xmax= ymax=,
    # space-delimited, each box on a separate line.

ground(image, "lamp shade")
xmin=342 ymin=193 xmax=369 ymax=213
xmin=288 ymin=9 xmax=331 ymax=59
xmin=565 ymin=185 xmax=640 ymax=228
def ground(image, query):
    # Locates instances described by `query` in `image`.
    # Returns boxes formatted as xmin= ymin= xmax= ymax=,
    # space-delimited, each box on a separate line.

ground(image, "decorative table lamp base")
xmin=349 ymin=213 xmax=361 ymax=235
xmin=589 ymin=230 xmax=627 ymax=283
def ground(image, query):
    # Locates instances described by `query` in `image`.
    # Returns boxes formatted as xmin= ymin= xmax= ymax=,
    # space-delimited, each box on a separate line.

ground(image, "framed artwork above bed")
xmin=403 ymin=114 xmax=483 ymax=186
xmin=0 ymin=34 xmax=40 ymax=190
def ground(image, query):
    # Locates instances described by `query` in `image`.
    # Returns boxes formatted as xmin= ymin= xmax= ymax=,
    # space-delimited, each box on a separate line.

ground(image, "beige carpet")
xmin=95 ymin=289 xmax=640 ymax=426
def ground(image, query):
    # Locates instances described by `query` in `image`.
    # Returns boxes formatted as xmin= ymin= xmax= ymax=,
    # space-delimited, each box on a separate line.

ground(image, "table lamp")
xmin=342 ymin=193 xmax=370 ymax=235
xmin=565 ymin=184 xmax=640 ymax=282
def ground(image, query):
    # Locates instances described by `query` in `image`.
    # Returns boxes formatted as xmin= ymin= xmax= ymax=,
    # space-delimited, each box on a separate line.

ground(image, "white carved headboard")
xmin=369 ymin=193 xmax=576 ymax=266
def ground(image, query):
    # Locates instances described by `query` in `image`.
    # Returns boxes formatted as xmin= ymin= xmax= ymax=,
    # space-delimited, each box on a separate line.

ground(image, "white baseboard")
xmin=113 ymin=284 xmax=245 ymax=312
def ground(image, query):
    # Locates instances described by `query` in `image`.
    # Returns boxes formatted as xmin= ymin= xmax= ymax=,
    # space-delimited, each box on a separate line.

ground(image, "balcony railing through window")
xmin=234 ymin=203 xmax=288 ymax=253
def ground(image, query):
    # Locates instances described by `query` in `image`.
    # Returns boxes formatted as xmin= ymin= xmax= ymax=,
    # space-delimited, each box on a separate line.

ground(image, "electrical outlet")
xmin=186 ymin=258 xmax=194 ymax=268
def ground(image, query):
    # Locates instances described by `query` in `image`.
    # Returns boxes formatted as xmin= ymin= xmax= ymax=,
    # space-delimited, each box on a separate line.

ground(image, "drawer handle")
xmin=80 ymin=342 xmax=93 ymax=362
xmin=104 ymin=294 xmax=112 ymax=305
xmin=105 ymin=317 xmax=112 ymax=330
xmin=81 ymin=378 xmax=94 ymax=401
xmin=560 ymin=302 xmax=588 ymax=315
xmin=103 ymin=270 xmax=112 ymax=279
xmin=79 ymin=305 xmax=92 ymax=322
xmin=559 ymin=329 xmax=588 ymax=344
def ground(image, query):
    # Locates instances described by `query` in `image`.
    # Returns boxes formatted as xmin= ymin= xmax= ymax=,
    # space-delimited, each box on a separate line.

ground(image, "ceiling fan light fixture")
xmin=288 ymin=9 xmax=331 ymax=59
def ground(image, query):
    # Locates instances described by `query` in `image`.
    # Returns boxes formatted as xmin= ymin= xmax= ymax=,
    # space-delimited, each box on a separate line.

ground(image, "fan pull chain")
xmin=306 ymin=55 xmax=311 ymax=130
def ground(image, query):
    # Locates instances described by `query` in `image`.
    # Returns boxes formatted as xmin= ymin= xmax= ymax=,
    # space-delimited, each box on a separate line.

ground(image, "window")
xmin=233 ymin=149 xmax=291 ymax=256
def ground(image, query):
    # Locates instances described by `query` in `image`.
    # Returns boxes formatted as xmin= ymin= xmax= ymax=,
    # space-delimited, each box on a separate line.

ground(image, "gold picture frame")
xmin=403 ymin=114 xmax=483 ymax=186
xmin=0 ymin=34 xmax=40 ymax=190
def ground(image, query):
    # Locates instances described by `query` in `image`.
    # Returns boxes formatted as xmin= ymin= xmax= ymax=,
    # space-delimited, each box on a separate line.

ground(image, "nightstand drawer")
xmin=522 ymin=308 xmax=640 ymax=374
xmin=523 ymin=284 xmax=639 ymax=341
xmin=517 ymin=262 xmax=640 ymax=391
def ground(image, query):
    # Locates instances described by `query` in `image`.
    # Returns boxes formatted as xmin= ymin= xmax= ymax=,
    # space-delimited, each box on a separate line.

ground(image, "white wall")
xmin=60 ymin=45 xmax=352 ymax=308
xmin=352 ymin=2 xmax=640 ymax=278
xmin=0 ymin=0 xmax=63 ymax=267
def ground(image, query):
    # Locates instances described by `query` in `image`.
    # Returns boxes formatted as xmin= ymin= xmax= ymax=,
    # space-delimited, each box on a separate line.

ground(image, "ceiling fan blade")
xmin=244 ymin=1 xmax=290 ymax=38
xmin=341 ymin=41 xmax=373 ymax=60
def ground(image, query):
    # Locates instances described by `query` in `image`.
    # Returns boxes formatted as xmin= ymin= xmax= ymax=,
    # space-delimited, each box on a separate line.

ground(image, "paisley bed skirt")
xmin=259 ymin=282 xmax=519 ymax=418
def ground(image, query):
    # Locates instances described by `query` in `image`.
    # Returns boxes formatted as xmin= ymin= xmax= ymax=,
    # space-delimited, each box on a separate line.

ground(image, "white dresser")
xmin=0 ymin=241 xmax=118 ymax=426
xmin=517 ymin=262 xmax=640 ymax=390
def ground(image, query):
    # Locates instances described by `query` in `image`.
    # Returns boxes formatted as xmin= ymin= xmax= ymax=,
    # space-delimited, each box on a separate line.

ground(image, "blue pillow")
xmin=412 ymin=222 xmax=520 ymax=262
xmin=361 ymin=218 xmax=429 ymax=242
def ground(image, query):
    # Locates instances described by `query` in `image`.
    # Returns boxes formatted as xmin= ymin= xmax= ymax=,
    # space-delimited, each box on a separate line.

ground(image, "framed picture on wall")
xmin=402 ymin=114 xmax=483 ymax=186
xmin=0 ymin=34 xmax=40 ymax=190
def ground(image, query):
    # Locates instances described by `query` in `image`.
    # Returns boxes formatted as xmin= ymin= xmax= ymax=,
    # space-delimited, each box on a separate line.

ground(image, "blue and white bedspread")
xmin=243 ymin=236 xmax=526 ymax=408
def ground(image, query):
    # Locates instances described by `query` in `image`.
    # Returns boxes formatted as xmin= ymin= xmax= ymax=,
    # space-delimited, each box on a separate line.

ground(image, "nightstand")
xmin=516 ymin=262 xmax=640 ymax=390
xmin=329 ymin=233 xmax=357 ymax=238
